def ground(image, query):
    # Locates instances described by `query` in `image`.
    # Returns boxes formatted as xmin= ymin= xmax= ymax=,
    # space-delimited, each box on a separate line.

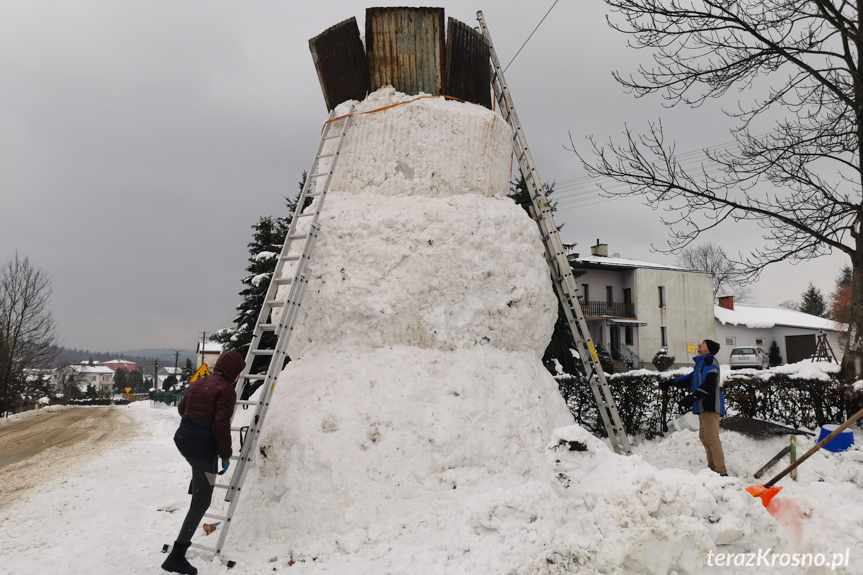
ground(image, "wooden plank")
xmin=309 ymin=17 xmax=369 ymax=111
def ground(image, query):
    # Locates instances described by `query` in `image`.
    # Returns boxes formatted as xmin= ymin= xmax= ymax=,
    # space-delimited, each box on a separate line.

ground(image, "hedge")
xmin=555 ymin=368 xmax=863 ymax=440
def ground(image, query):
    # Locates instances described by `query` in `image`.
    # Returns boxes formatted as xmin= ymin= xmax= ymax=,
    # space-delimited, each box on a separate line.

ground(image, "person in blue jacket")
xmin=661 ymin=339 xmax=727 ymax=476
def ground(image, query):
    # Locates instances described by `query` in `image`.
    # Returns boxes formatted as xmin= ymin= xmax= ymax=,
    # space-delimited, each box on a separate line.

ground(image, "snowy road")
xmin=0 ymin=406 xmax=134 ymax=508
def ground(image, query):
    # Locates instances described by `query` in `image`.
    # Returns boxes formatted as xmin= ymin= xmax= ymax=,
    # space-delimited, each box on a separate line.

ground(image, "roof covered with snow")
xmin=571 ymin=254 xmax=700 ymax=273
xmin=714 ymin=303 xmax=844 ymax=331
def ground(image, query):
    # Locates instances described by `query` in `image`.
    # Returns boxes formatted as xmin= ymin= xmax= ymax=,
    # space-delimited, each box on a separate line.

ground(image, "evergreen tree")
xmin=163 ymin=374 xmax=177 ymax=391
xmin=768 ymin=340 xmax=782 ymax=367
xmin=127 ymin=369 xmax=144 ymax=394
xmin=113 ymin=369 xmax=127 ymax=394
xmin=212 ymin=173 xmax=304 ymax=357
xmin=799 ymin=282 xmax=827 ymax=318
xmin=509 ymin=173 xmax=588 ymax=380
xmin=830 ymin=265 xmax=853 ymax=323
xmin=180 ymin=358 xmax=195 ymax=385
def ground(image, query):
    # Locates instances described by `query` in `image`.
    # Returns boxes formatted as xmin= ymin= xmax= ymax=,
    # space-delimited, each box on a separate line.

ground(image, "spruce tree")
xmin=768 ymin=340 xmax=782 ymax=367
xmin=799 ymin=282 xmax=827 ymax=318
xmin=509 ymin=172 xmax=585 ymax=380
xmin=212 ymin=173 xmax=305 ymax=357
xmin=830 ymin=265 xmax=852 ymax=323
xmin=180 ymin=358 xmax=195 ymax=386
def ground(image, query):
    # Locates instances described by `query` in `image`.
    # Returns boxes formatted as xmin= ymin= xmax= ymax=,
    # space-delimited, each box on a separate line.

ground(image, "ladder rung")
xmin=244 ymin=374 xmax=266 ymax=381
xmin=250 ymin=349 xmax=275 ymax=356
xmin=190 ymin=542 xmax=217 ymax=553
xmin=204 ymin=513 xmax=228 ymax=521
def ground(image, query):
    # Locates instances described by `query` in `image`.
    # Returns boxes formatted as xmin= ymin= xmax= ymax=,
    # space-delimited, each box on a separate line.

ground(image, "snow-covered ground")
xmin=1 ymin=390 xmax=862 ymax=575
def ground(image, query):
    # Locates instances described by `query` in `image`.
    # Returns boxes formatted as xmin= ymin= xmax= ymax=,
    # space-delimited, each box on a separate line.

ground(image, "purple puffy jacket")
xmin=175 ymin=351 xmax=244 ymax=460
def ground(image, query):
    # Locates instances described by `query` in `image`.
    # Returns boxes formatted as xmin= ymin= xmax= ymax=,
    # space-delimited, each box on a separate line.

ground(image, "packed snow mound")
xmin=232 ymin=346 xmax=575 ymax=555
xmin=328 ymin=86 xmax=513 ymax=199
xmin=285 ymin=191 xmax=557 ymax=359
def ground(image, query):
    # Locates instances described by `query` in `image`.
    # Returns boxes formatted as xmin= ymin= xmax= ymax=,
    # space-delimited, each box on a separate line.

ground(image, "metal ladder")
xmin=190 ymin=108 xmax=354 ymax=562
xmin=477 ymin=11 xmax=632 ymax=456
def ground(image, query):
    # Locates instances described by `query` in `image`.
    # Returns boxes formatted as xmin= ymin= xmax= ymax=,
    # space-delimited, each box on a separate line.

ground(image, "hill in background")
xmin=53 ymin=347 xmax=197 ymax=370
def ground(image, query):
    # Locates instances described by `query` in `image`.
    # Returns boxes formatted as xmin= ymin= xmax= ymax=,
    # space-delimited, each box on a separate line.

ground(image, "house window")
xmin=755 ymin=338 xmax=765 ymax=346
xmin=606 ymin=286 xmax=614 ymax=304
xmin=625 ymin=326 xmax=634 ymax=346
xmin=658 ymin=286 xmax=666 ymax=308
xmin=725 ymin=336 xmax=736 ymax=346
xmin=581 ymin=284 xmax=590 ymax=302
xmin=661 ymin=326 xmax=668 ymax=347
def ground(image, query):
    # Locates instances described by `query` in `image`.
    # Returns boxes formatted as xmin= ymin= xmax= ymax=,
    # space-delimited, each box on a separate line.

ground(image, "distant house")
xmin=197 ymin=340 xmax=223 ymax=370
xmin=714 ymin=296 xmax=844 ymax=365
xmin=570 ymin=240 xmax=716 ymax=370
xmin=55 ymin=363 xmax=116 ymax=395
xmin=156 ymin=366 xmax=182 ymax=390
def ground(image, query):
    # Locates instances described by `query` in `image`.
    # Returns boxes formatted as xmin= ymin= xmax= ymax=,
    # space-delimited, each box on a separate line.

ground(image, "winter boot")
xmin=161 ymin=541 xmax=197 ymax=575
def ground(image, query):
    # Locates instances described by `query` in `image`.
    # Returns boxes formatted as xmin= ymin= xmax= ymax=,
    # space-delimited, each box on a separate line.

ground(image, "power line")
xmin=504 ymin=0 xmax=560 ymax=72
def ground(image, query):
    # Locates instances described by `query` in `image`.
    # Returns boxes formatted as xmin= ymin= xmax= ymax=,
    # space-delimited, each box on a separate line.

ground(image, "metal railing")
xmin=580 ymin=300 xmax=635 ymax=319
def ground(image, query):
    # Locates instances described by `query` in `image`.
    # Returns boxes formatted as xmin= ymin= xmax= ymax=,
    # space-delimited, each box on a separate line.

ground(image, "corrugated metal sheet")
xmin=445 ymin=18 xmax=491 ymax=109
xmin=309 ymin=17 xmax=370 ymax=111
xmin=366 ymin=7 xmax=445 ymax=97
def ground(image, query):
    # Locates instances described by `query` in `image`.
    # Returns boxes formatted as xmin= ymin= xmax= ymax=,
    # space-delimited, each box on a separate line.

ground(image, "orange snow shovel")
xmin=747 ymin=406 xmax=863 ymax=509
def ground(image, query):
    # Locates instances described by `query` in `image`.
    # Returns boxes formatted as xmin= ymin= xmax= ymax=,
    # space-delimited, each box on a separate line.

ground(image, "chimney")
xmin=718 ymin=295 xmax=734 ymax=310
xmin=590 ymin=239 xmax=608 ymax=257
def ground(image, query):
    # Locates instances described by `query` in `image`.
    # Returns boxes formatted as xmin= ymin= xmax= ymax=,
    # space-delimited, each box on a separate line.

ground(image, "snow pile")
xmin=233 ymin=87 xmax=573 ymax=558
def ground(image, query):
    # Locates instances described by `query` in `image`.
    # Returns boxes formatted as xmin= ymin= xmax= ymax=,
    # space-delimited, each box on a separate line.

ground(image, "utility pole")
xmin=199 ymin=332 xmax=207 ymax=368
xmin=154 ymin=360 xmax=159 ymax=392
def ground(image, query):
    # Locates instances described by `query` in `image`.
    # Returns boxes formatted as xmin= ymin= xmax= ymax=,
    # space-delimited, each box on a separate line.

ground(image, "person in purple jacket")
xmin=162 ymin=350 xmax=244 ymax=575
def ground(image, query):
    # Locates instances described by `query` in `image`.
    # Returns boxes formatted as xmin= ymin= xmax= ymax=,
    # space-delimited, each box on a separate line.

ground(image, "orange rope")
xmin=321 ymin=93 xmax=472 ymax=133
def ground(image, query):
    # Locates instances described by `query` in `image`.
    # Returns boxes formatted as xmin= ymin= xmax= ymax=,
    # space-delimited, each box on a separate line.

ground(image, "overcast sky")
xmin=0 ymin=1 xmax=848 ymax=352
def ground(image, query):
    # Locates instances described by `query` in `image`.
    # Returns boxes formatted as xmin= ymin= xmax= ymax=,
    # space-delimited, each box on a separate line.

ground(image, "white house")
xmin=197 ymin=340 xmax=223 ymax=370
xmin=156 ymin=366 xmax=182 ymax=389
xmin=55 ymin=363 xmax=116 ymax=395
xmin=714 ymin=296 xmax=844 ymax=365
xmin=570 ymin=240 xmax=716 ymax=370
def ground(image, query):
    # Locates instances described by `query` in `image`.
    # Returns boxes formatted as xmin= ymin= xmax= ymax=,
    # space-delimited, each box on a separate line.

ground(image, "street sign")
xmin=125 ymin=387 xmax=131 ymax=394
xmin=191 ymin=363 xmax=210 ymax=383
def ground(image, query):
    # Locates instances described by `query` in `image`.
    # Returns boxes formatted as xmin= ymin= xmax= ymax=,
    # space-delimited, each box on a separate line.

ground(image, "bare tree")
xmin=0 ymin=253 xmax=59 ymax=416
xmin=575 ymin=0 xmax=863 ymax=375
xmin=674 ymin=242 xmax=751 ymax=302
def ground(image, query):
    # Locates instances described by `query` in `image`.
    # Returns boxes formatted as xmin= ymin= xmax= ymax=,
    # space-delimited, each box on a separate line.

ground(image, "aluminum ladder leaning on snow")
xmin=190 ymin=108 xmax=355 ymax=563
xmin=477 ymin=11 xmax=632 ymax=456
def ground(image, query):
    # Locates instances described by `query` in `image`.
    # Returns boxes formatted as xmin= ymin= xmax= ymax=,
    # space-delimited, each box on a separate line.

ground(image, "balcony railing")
xmin=579 ymin=300 xmax=635 ymax=319
xmin=612 ymin=343 xmax=644 ymax=370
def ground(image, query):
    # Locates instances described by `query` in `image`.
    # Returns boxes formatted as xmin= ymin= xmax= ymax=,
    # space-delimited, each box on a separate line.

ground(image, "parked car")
xmin=729 ymin=346 xmax=770 ymax=370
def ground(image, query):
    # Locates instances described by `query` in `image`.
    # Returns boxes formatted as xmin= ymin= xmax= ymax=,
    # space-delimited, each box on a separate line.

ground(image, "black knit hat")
xmin=704 ymin=339 xmax=720 ymax=355
xmin=214 ymin=350 xmax=246 ymax=380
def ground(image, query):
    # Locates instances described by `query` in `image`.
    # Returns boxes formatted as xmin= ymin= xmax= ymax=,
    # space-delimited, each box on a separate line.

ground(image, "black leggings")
xmin=176 ymin=457 xmax=217 ymax=544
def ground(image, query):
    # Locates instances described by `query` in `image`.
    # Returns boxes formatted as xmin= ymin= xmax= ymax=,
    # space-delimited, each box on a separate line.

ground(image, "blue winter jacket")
xmin=671 ymin=353 xmax=725 ymax=415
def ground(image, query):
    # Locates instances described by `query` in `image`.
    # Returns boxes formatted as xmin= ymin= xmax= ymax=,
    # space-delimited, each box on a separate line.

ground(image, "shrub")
xmin=652 ymin=348 xmax=675 ymax=371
